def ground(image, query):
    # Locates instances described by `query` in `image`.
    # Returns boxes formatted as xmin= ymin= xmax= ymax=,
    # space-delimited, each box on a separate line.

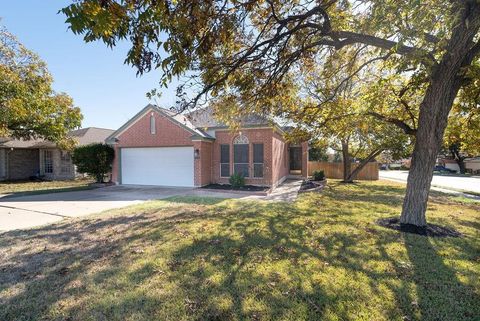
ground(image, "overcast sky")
xmin=1 ymin=1 xmax=179 ymax=130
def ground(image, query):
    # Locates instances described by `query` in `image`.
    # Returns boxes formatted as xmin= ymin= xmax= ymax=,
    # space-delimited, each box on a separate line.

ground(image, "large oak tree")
xmin=0 ymin=26 xmax=82 ymax=147
xmin=62 ymin=0 xmax=480 ymax=228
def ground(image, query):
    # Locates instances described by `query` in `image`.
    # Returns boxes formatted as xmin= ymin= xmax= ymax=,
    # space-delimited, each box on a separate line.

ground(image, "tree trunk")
xmin=400 ymin=7 xmax=480 ymax=227
xmin=341 ymin=140 xmax=352 ymax=183
xmin=456 ymin=159 xmax=466 ymax=174
xmin=347 ymin=149 xmax=382 ymax=182
xmin=450 ymin=147 xmax=466 ymax=174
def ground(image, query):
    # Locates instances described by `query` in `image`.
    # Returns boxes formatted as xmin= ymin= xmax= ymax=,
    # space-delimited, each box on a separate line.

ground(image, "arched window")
xmin=233 ymin=134 xmax=249 ymax=177
xmin=150 ymin=115 xmax=156 ymax=134
xmin=233 ymin=134 xmax=249 ymax=145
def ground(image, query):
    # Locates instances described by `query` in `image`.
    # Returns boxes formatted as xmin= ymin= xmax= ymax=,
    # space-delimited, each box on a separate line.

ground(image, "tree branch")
xmin=367 ymin=112 xmax=417 ymax=136
xmin=347 ymin=148 xmax=383 ymax=181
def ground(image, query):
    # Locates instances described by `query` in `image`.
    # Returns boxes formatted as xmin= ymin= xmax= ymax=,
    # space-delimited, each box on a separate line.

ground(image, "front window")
xmin=220 ymin=144 xmax=230 ymax=177
xmin=253 ymin=143 xmax=264 ymax=178
xmin=43 ymin=150 xmax=53 ymax=174
xmin=234 ymin=134 xmax=249 ymax=177
xmin=60 ymin=151 xmax=72 ymax=174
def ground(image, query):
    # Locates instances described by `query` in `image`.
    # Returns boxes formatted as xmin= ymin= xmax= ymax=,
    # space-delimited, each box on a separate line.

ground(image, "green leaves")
xmin=72 ymin=143 xmax=114 ymax=183
xmin=0 ymin=26 xmax=82 ymax=146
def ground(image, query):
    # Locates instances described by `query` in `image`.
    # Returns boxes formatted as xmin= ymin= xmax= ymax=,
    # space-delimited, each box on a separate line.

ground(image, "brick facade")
xmin=193 ymin=140 xmax=213 ymax=186
xmin=272 ymin=131 xmax=289 ymax=187
xmin=212 ymin=128 xmax=274 ymax=186
xmin=110 ymin=108 xmax=308 ymax=187
xmin=0 ymin=148 xmax=75 ymax=181
xmin=111 ymin=110 xmax=195 ymax=183
xmin=116 ymin=111 xmax=193 ymax=147
xmin=8 ymin=149 xmax=39 ymax=180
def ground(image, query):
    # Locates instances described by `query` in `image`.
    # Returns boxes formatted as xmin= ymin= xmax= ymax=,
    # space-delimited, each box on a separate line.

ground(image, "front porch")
xmin=287 ymin=142 xmax=309 ymax=178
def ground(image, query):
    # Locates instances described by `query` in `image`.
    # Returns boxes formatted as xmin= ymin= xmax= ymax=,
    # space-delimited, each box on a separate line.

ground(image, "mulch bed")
xmin=201 ymin=184 xmax=269 ymax=192
xmin=376 ymin=217 xmax=462 ymax=238
xmin=299 ymin=179 xmax=327 ymax=192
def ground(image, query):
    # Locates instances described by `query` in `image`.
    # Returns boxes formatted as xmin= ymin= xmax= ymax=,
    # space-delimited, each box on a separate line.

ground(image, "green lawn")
xmin=0 ymin=180 xmax=478 ymax=321
xmin=0 ymin=178 xmax=95 ymax=196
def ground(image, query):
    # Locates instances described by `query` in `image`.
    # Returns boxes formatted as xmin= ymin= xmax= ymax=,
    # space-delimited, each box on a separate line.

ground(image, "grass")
xmin=0 ymin=180 xmax=479 ymax=321
xmin=0 ymin=178 xmax=95 ymax=196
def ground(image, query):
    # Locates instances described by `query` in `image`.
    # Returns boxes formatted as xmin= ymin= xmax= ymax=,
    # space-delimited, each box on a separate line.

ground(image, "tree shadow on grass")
xmin=404 ymin=233 xmax=479 ymax=320
xmin=0 ymin=213 xmax=160 ymax=320
xmin=0 ymin=193 xmax=478 ymax=321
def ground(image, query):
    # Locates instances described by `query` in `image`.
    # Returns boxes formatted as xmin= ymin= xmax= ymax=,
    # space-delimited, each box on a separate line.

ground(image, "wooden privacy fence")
xmin=308 ymin=161 xmax=379 ymax=180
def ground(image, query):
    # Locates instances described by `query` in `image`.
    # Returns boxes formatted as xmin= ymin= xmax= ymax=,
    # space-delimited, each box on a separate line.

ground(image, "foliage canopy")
xmin=0 ymin=26 xmax=82 ymax=147
xmin=72 ymin=143 xmax=114 ymax=183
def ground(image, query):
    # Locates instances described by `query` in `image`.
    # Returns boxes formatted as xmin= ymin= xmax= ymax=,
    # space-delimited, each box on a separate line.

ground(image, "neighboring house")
xmin=0 ymin=127 xmax=114 ymax=181
xmin=465 ymin=157 xmax=480 ymax=174
xmin=106 ymin=104 xmax=308 ymax=188
xmin=437 ymin=156 xmax=480 ymax=174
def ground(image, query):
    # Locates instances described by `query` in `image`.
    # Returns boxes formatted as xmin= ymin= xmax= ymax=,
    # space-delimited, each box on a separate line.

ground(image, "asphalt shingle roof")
xmin=0 ymin=127 xmax=114 ymax=149
xmin=186 ymin=107 xmax=271 ymax=128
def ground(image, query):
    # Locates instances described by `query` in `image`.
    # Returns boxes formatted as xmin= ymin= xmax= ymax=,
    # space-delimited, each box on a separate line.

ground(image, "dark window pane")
xmin=220 ymin=163 xmax=230 ymax=177
xmin=220 ymin=145 xmax=229 ymax=163
xmin=253 ymin=144 xmax=263 ymax=162
xmin=234 ymin=144 xmax=249 ymax=163
xmin=234 ymin=164 xmax=249 ymax=177
xmin=253 ymin=163 xmax=263 ymax=178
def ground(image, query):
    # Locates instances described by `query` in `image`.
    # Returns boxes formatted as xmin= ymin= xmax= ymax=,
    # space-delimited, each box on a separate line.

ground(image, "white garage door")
xmin=121 ymin=147 xmax=194 ymax=187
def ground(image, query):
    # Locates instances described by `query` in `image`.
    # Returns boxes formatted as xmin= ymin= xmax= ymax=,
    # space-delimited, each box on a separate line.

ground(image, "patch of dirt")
xmin=376 ymin=217 xmax=462 ymax=238
xmin=201 ymin=184 xmax=269 ymax=192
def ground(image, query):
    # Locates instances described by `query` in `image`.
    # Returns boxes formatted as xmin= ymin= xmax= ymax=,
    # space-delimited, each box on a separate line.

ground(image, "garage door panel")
xmin=121 ymin=147 xmax=194 ymax=187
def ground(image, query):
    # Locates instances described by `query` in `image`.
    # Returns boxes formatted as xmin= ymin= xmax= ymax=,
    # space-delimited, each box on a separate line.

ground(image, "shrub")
xmin=312 ymin=170 xmax=325 ymax=181
xmin=229 ymin=173 xmax=245 ymax=188
xmin=72 ymin=143 xmax=114 ymax=183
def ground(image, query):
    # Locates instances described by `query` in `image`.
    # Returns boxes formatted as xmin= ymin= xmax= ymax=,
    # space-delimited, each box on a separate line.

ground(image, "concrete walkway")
xmin=264 ymin=179 xmax=302 ymax=202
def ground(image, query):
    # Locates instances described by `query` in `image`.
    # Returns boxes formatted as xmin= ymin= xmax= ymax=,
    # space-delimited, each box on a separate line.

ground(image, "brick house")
xmin=0 ymin=127 xmax=114 ymax=181
xmin=107 ymin=104 xmax=308 ymax=188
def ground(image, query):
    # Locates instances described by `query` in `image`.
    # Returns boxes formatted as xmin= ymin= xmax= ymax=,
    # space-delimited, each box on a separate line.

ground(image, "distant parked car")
xmin=434 ymin=165 xmax=457 ymax=173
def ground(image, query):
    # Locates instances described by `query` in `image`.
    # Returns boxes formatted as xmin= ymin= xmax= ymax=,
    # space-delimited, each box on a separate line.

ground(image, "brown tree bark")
xmin=341 ymin=140 xmax=352 ymax=183
xmin=400 ymin=6 xmax=480 ymax=227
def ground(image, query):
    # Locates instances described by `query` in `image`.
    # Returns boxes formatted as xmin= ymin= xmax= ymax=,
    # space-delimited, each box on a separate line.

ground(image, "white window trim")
xmin=252 ymin=163 xmax=264 ymax=178
xmin=43 ymin=150 xmax=53 ymax=174
xmin=220 ymin=163 xmax=230 ymax=178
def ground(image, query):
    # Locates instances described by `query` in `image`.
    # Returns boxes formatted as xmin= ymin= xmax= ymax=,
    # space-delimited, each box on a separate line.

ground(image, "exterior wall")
xmin=8 ymin=149 xmax=39 ymax=180
xmin=52 ymin=149 xmax=75 ymax=180
xmin=444 ymin=162 xmax=460 ymax=172
xmin=109 ymin=108 xmax=309 ymax=187
xmin=466 ymin=159 xmax=480 ymax=173
xmin=112 ymin=145 xmax=120 ymax=183
xmin=301 ymin=141 xmax=309 ymax=178
xmin=0 ymin=149 xmax=6 ymax=180
xmin=39 ymin=149 xmax=75 ymax=180
xmin=193 ymin=140 xmax=213 ymax=186
xmin=212 ymin=128 xmax=274 ymax=186
xmin=111 ymin=110 xmax=194 ymax=184
xmin=116 ymin=111 xmax=193 ymax=148
xmin=271 ymin=131 xmax=289 ymax=187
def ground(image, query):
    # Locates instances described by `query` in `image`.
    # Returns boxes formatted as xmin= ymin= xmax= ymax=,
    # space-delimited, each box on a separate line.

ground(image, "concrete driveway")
xmin=380 ymin=170 xmax=480 ymax=194
xmin=0 ymin=180 xmax=303 ymax=232
xmin=0 ymin=185 xmax=200 ymax=232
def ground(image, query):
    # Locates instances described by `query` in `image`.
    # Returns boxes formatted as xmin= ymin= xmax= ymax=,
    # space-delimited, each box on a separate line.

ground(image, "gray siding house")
xmin=0 ymin=127 xmax=114 ymax=181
